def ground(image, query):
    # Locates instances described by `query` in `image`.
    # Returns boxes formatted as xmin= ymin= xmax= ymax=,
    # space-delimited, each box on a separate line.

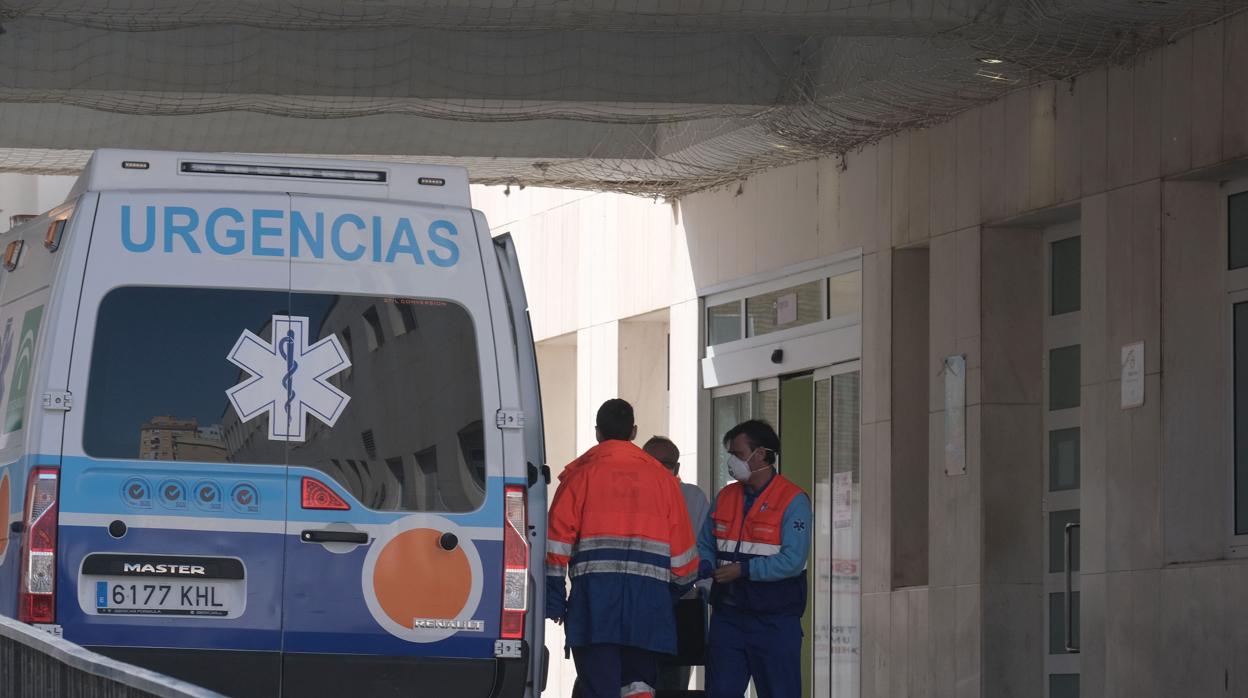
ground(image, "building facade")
xmin=138 ymin=416 xmax=226 ymax=462
xmin=7 ymin=12 xmax=1248 ymax=692
xmin=474 ymin=12 xmax=1248 ymax=697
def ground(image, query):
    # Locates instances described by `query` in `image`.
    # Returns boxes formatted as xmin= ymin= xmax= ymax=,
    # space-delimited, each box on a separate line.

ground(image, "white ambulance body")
xmin=0 ymin=150 xmax=549 ymax=698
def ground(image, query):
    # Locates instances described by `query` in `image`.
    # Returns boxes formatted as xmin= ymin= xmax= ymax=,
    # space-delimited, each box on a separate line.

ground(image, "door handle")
xmin=1064 ymin=522 xmax=1080 ymax=653
xmin=301 ymin=529 xmax=368 ymax=545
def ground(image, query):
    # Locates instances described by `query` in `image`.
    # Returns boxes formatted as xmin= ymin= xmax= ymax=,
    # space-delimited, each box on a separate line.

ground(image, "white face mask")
xmin=726 ymin=448 xmax=760 ymax=482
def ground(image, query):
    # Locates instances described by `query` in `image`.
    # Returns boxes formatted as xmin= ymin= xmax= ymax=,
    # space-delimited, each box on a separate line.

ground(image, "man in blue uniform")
xmin=698 ymin=419 xmax=811 ymax=698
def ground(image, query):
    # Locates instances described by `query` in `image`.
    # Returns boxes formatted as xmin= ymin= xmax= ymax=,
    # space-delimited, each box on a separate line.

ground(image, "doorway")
xmin=700 ymin=253 xmax=863 ymax=696
xmin=709 ymin=364 xmax=860 ymax=698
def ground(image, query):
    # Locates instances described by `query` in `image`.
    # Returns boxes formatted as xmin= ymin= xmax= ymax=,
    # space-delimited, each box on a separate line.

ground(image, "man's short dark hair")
xmin=642 ymin=435 xmax=678 ymax=456
xmin=596 ymin=399 xmax=635 ymax=441
xmin=722 ymin=419 xmax=780 ymax=465
xmin=642 ymin=436 xmax=680 ymax=470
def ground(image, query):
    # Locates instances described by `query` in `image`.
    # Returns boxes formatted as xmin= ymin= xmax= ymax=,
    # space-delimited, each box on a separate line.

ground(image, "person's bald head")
xmin=643 ymin=436 xmax=681 ymax=475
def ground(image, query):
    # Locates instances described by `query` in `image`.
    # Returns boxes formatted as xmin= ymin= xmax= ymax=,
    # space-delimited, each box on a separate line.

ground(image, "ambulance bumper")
xmin=91 ymin=645 xmax=530 ymax=698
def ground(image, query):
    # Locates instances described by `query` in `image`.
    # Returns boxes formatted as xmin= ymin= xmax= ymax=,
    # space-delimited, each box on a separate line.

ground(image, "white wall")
xmin=0 ymin=174 xmax=76 ymax=229
xmin=619 ymin=311 xmax=670 ymax=448
xmin=473 ymin=184 xmax=707 ymax=696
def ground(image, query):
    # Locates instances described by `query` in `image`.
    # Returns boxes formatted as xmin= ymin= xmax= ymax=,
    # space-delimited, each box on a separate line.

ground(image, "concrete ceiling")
xmin=1 ymin=0 xmax=1243 ymax=196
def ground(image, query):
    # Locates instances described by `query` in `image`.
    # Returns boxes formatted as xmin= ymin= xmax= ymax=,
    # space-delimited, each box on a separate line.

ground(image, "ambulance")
xmin=0 ymin=150 xmax=549 ymax=697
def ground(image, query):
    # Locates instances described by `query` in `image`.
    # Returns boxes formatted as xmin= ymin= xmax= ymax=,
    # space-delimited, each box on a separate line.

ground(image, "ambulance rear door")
xmin=278 ymin=194 xmax=517 ymax=696
xmin=58 ymin=191 xmax=293 ymax=697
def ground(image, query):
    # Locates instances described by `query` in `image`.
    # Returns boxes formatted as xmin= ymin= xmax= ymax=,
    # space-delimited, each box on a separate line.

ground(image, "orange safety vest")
xmin=708 ymin=473 xmax=807 ymax=616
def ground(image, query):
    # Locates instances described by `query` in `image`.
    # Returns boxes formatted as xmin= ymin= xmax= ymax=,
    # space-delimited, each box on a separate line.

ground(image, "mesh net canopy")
xmin=0 ymin=0 xmax=1244 ymax=197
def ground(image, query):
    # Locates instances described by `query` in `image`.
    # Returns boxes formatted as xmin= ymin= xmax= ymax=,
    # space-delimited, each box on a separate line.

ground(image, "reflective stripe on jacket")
xmin=545 ymin=439 xmax=699 ymax=653
xmin=706 ymin=473 xmax=809 ymax=617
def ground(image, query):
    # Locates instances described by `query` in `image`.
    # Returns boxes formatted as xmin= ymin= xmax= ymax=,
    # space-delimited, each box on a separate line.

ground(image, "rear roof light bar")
xmin=180 ymin=161 xmax=387 ymax=183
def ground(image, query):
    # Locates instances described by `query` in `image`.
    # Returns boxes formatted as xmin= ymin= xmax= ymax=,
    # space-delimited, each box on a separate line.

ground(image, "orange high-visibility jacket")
xmin=704 ymin=473 xmax=809 ymax=616
xmin=545 ymin=439 xmax=699 ymax=653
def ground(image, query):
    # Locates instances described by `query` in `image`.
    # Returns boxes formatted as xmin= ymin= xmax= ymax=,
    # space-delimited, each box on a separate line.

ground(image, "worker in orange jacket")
xmin=546 ymin=399 xmax=699 ymax=698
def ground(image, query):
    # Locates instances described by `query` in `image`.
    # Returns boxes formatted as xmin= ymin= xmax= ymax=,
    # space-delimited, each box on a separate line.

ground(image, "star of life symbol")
xmin=226 ymin=315 xmax=351 ymax=442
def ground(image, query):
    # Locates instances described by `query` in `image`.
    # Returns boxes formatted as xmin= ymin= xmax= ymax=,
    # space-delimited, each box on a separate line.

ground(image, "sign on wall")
xmin=943 ymin=354 xmax=966 ymax=476
xmin=1121 ymin=341 xmax=1144 ymax=409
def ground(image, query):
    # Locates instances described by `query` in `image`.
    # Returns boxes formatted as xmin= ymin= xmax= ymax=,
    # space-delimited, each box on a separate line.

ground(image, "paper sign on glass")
xmin=776 ymin=293 xmax=798 ymax=325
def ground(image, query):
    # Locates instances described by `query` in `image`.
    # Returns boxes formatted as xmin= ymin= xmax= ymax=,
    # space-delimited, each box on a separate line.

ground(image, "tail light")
xmin=500 ymin=484 xmax=528 ymax=640
xmin=301 ymin=477 xmax=349 ymax=510
xmin=18 ymin=467 xmax=59 ymax=623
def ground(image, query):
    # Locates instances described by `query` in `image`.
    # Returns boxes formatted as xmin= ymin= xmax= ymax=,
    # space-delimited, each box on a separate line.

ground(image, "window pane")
xmin=1050 ymin=674 xmax=1080 ymax=698
xmin=1229 ymin=191 xmax=1248 ymax=270
xmin=746 ymin=280 xmax=823 ymax=338
xmin=712 ymin=392 xmax=749 ymax=493
xmin=362 ymin=306 xmax=385 ymax=350
xmin=1051 ymin=237 xmax=1081 ymax=315
xmin=1048 ymin=509 xmax=1080 ymax=573
xmin=1048 ymin=591 xmax=1080 ymax=654
xmin=832 ymin=372 xmax=861 ymax=478
xmin=827 ymin=372 xmax=861 ymax=697
xmin=386 ymin=301 xmax=418 ymax=337
xmin=828 ymin=270 xmax=862 ymax=318
xmin=1049 ymin=345 xmax=1081 ymax=411
xmin=457 ymin=420 xmax=487 ymax=490
xmin=813 ymin=378 xmax=832 ymax=694
xmin=757 ymin=388 xmax=779 ymax=428
xmin=1237 ymin=303 xmax=1248 ymax=534
xmin=707 ymin=301 xmax=742 ymax=345
xmin=85 ymin=287 xmax=486 ymax=513
xmin=1049 ymin=427 xmax=1080 ymax=491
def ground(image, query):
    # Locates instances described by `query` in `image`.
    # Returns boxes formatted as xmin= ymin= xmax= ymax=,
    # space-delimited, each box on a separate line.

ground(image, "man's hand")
xmin=712 ymin=562 xmax=743 ymax=584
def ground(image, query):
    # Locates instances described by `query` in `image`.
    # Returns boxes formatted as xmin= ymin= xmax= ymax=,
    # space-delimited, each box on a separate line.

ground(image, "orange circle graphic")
xmin=372 ymin=528 xmax=472 ymax=626
xmin=0 ymin=473 xmax=9 ymax=557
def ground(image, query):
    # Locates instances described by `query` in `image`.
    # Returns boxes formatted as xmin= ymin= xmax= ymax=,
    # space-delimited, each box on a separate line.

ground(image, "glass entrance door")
xmin=812 ymin=367 xmax=860 ymax=698
xmin=707 ymin=365 xmax=860 ymax=698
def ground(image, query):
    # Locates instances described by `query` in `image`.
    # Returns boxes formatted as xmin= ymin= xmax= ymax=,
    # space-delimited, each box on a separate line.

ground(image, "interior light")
xmin=978 ymin=57 xmax=1005 ymax=65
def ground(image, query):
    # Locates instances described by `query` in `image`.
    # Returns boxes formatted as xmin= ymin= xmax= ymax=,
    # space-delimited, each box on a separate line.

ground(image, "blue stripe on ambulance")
xmin=55 ymin=454 xmax=517 ymax=656
xmin=58 ymin=455 xmax=516 ymax=528
xmin=59 ymin=524 xmax=504 ymax=657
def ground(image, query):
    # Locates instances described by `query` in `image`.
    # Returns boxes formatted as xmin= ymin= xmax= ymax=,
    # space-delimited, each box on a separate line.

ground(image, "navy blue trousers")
xmin=705 ymin=608 xmax=802 ymax=698
xmin=572 ymin=643 xmax=658 ymax=698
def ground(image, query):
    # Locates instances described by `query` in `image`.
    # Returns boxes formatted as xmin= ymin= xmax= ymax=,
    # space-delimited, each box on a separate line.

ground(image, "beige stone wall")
xmin=476 ymin=14 xmax=1248 ymax=696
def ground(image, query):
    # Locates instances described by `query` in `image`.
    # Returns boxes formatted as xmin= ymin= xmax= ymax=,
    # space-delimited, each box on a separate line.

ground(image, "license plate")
xmin=92 ymin=579 xmax=241 ymax=617
xmin=77 ymin=553 xmax=247 ymax=620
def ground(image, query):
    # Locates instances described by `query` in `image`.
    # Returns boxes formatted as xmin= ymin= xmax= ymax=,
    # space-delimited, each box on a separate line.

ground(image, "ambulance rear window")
xmin=83 ymin=286 xmax=487 ymax=512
